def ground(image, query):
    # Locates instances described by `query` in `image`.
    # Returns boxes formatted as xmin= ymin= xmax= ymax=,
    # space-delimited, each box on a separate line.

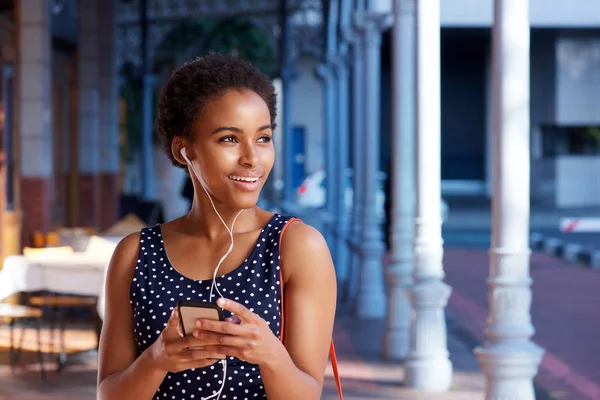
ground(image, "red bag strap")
xmin=278 ymin=217 xmax=343 ymax=400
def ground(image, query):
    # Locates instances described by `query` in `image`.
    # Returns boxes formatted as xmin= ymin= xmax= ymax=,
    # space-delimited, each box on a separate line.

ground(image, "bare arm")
xmin=97 ymin=233 xmax=168 ymax=400
xmin=261 ymin=222 xmax=337 ymax=400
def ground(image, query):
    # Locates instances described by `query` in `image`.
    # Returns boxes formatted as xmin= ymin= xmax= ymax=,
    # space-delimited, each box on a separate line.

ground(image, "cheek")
xmin=259 ymin=147 xmax=275 ymax=170
xmin=200 ymin=148 xmax=234 ymax=171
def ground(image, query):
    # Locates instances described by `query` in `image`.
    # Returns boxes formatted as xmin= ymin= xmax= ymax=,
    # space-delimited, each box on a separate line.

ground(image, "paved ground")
xmin=440 ymin=198 xmax=600 ymax=399
xmin=321 ymin=314 xmax=485 ymax=400
xmin=0 ymin=327 xmax=97 ymax=399
xmin=444 ymin=247 xmax=600 ymax=400
xmin=0 ymin=309 xmax=486 ymax=399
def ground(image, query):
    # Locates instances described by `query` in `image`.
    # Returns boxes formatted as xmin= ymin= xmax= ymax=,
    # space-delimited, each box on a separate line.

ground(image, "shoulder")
xmin=279 ymin=219 xmax=334 ymax=283
xmin=105 ymin=231 xmax=142 ymax=287
xmin=280 ymin=219 xmax=328 ymax=253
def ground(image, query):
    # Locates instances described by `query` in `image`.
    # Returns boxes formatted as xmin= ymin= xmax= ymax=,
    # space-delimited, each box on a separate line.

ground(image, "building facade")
xmin=285 ymin=0 xmax=600 ymax=209
xmin=0 ymin=0 xmax=121 ymax=259
xmin=392 ymin=0 xmax=600 ymax=207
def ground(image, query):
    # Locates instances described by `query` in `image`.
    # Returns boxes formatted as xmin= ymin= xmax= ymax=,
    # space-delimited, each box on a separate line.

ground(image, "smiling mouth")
xmin=228 ymin=175 xmax=261 ymax=183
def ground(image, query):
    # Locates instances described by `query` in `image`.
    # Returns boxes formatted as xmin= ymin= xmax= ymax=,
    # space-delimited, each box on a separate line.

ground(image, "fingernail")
xmin=217 ymin=298 xmax=226 ymax=306
xmin=195 ymin=320 xmax=202 ymax=328
xmin=193 ymin=329 xmax=200 ymax=337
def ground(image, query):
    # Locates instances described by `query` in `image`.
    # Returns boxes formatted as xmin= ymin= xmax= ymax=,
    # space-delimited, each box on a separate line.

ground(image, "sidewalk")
xmin=444 ymin=248 xmax=600 ymax=400
xmin=322 ymin=313 xmax=485 ymax=399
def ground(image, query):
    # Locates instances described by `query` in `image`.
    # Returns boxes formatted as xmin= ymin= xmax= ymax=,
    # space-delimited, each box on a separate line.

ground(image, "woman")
xmin=97 ymin=53 xmax=337 ymax=400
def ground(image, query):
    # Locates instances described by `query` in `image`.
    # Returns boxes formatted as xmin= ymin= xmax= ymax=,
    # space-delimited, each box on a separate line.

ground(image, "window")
xmin=541 ymin=125 xmax=600 ymax=158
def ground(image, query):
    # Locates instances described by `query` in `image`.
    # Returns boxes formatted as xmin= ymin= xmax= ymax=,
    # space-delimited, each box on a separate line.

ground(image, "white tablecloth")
xmin=0 ymin=254 xmax=109 ymax=317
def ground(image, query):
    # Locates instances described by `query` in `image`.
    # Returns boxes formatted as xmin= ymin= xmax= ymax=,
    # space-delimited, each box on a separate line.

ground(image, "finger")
xmin=163 ymin=308 xmax=183 ymax=339
xmin=176 ymin=358 xmax=221 ymax=372
xmin=178 ymin=347 xmax=224 ymax=361
xmin=225 ymin=316 xmax=242 ymax=324
xmin=216 ymin=298 xmax=256 ymax=322
xmin=204 ymin=345 xmax=243 ymax=361
xmin=196 ymin=318 xmax=254 ymax=337
xmin=198 ymin=332 xmax=249 ymax=349
xmin=188 ymin=329 xmax=227 ymax=347
xmin=168 ymin=332 xmax=222 ymax=354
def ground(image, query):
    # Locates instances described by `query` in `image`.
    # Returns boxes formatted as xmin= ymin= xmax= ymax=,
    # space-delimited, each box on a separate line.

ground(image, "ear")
xmin=171 ymin=136 xmax=191 ymax=166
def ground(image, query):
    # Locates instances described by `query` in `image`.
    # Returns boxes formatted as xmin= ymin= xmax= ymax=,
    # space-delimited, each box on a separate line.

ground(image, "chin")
xmin=227 ymin=190 xmax=261 ymax=210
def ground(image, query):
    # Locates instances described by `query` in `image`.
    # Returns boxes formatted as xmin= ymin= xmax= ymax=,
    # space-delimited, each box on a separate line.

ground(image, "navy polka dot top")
xmin=129 ymin=214 xmax=295 ymax=400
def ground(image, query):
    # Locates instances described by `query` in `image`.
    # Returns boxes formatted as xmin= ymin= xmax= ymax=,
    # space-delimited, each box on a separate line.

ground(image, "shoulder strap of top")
xmin=278 ymin=217 xmax=344 ymax=400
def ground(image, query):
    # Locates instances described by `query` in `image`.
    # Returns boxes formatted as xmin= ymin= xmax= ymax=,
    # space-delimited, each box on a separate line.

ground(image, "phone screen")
xmin=178 ymin=304 xmax=222 ymax=335
xmin=177 ymin=301 xmax=226 ymax=360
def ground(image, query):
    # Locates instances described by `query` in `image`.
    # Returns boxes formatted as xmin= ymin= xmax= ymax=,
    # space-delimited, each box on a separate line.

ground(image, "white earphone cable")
xmin=183 ymin=150 xmax=242 ymax=400
xmin=201 ymin=359 xmax=228 ymax=400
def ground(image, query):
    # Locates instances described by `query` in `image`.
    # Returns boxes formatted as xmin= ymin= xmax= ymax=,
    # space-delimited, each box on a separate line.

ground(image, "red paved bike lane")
xmin=444 ymin=248 xmax=600 ymax=400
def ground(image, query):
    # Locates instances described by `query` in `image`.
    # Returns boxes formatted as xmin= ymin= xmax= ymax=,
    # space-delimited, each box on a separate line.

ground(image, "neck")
xmin=185 ymin=194 xmax=257 ymax=240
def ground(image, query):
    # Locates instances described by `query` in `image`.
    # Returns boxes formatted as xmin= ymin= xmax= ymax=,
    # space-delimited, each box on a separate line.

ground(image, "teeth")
xmin=229 ymin=176 xmax=259 ymax=182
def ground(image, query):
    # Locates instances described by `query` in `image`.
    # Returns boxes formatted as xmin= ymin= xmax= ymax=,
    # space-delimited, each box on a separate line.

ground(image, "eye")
xmin=257 ymin=135 xmax=272 ymax=143
xmin=220 ymin=136 xmax=236 ymax=143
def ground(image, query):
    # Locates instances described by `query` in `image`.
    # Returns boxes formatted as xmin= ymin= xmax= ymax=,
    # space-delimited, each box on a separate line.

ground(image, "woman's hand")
xmin=143 ymin=308 xmax=226 ymax=373
xmin=195 ymin=298 xmax=285 ymax=367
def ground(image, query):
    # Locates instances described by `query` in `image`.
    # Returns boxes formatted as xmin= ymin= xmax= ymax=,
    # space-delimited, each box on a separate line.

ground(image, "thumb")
xmin=163 ymin=307 xmax=184 ymax=338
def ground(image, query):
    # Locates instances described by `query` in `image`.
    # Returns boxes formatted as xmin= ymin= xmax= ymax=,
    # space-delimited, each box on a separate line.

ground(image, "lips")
xmin=228 ymin=175 xmax=260 ymax=183
xmin=228 ymin=174 xmax=262 ymax=192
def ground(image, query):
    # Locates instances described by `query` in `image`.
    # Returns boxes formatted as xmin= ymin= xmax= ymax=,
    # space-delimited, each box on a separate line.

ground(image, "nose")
xmin=239 ymin=141 xmax=259 ymax=168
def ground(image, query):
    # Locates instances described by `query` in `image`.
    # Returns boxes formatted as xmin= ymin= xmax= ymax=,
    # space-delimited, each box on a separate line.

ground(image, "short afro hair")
xmin=156 ymin=52 xmax=277 ymax=168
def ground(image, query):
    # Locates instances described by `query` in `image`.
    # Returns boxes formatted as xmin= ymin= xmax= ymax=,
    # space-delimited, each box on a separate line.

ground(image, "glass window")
xmin=541 ymin=125 xmax=600 ymax=158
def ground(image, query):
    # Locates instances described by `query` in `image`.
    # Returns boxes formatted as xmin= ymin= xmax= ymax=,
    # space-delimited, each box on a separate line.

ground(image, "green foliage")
xmin=120 ymin=16 xmax=275 ymax=160
xmin=582 ymin=127 xmax=600 ymax=151
xmin=200 ymin=17 xmax=275 ymax=74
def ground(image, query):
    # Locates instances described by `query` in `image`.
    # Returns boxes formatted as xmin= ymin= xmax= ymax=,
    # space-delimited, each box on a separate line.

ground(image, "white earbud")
xmin=181 ymin=147 xmax=189 ymax=163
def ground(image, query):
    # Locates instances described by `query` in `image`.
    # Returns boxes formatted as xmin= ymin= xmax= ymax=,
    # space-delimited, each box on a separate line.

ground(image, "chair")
xmin=0 ymin=303 xmax=45 ymax=379
xmin=29 ymin=294 xmax=99 ymax=372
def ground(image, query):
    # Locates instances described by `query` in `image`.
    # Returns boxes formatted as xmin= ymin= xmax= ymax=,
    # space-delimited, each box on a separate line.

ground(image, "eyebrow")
xmin=211 ymin=125 xmax=272 ymax=135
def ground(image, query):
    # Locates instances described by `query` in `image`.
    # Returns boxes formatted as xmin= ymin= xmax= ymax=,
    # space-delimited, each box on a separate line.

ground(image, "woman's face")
xmin=186 ymin=89 xmax=274 ymax=210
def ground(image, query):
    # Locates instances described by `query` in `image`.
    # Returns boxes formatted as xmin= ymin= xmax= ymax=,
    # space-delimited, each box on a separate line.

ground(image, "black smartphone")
xmin=177 ymin=300 xmax=226 ymax=360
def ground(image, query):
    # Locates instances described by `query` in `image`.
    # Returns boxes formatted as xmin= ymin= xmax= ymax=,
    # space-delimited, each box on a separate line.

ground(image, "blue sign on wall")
xmin=292 ymin=125 xmax=306 ymax=190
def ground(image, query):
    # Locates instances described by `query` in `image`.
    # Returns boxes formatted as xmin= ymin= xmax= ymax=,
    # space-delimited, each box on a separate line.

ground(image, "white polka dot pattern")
xmin=129 ymin=214 xmax=293 ymax=399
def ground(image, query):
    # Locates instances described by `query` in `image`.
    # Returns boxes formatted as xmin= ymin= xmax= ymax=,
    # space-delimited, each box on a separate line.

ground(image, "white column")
xmin=404 ymin=0 xmax=453 ymax=390
xmin=333 ymin=49 xmax=351 ymax=296
xmin=383 ymin=0 xmax=415 ymax=360
xmin=346 ymin=11 xmax=365 ymax=304
xmin=321 ymin=0 xmax=339 ymax=263
xmin=315 ymin=60 xmax=338 ymax=260
xmin=354 ymin=9 xmax=391 ymax=319
xmin=485 ymin=51 xmax=493 ymax=198
xmin=474 ymin=1 xmax=544 ymax=398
